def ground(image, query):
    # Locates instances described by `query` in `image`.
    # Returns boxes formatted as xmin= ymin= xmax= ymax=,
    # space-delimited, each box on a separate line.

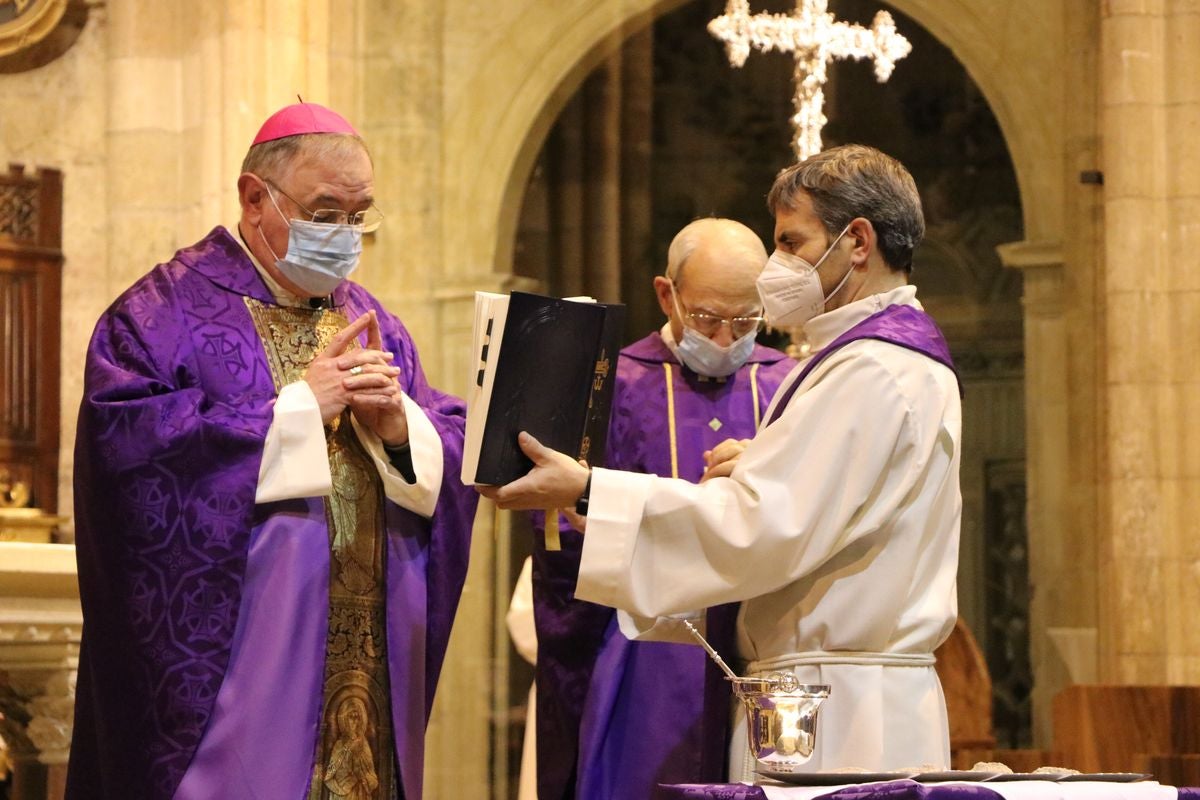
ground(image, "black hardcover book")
xmin=576 ymin=301 xmax=625 ymax=469
xmin=465 ymin=291 xmax=624 ymax=486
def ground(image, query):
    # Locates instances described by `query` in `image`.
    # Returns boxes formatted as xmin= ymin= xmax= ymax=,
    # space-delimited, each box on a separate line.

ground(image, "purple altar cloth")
xmin=534 ymin=332 xmax=794 ymax=800
xmin=655 ymin=782 xmax=1200 ymax=800
xmin=68 ymin=227 xmax=478 ymax=799
xmin=654 ymin=783 xmax=773 ymax=800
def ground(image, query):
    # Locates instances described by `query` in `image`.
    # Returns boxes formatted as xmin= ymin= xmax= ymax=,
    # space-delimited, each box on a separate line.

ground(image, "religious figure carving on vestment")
xmin=322 ymin=696 xmax=379 ymax=800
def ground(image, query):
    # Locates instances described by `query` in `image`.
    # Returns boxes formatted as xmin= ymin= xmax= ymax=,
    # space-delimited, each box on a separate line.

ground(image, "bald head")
xmin=666 ymin=218 xmax=768 ymax=290
xmin=655 ymin=218 xmax=768 ymax=347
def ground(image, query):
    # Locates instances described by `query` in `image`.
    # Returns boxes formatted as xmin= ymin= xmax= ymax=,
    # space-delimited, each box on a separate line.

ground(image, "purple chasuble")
xmin=531 ymin=333 xmax=795 ymax=800
xmin=68 ymin=227 xmax=478 ymax=800
xmin=767 ymin=304 xmax=959 ymax=428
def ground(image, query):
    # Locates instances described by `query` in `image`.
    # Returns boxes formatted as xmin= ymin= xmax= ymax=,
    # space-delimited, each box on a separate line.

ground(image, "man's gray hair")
xmin=666 ymin=217 xmax=768 ymax=285
xmin=767 ymin=144 xmax=925 ymax=272
xmin=240 ymin=132 xmax=371 ymax=183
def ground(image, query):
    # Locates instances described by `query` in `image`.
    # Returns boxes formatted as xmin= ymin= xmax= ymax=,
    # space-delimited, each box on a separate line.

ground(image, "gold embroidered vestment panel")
xmin=246 ymin=299 xmax=398 ymax=800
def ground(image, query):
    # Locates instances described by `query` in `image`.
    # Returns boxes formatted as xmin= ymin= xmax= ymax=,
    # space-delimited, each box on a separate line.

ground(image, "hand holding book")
xmin=476 ymin=431 xmax=591 ymax=512
xmin=461 ymin=291 xmax=624 ymax=486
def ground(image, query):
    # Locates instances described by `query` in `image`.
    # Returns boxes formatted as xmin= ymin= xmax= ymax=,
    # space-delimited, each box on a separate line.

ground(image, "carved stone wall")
xmin=0 ymin=640 xmax=79 ymax=765
xmin=0 ymin=542 xmax=82 ymax=800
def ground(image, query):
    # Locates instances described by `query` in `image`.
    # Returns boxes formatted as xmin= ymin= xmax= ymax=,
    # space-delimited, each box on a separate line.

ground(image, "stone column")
xmin=354 ymin=0 xmax=447 ymax=352
xmin=998 ymin=240 xmax=1083 ymax=748
xmin=618 ymin=25 xmax=657 ymax=335
xmin=107 ymin=0 xmax=341 ymax=276
xmin=348 ymin=4 xmax=498 ymax=796
xmin=1098 ymin=0 xmax=1200 ymax=685
xmin=998 ymin=0 xmax=1105 ymax=752
xmin=582 ymin=54 xmax=623 ymax=303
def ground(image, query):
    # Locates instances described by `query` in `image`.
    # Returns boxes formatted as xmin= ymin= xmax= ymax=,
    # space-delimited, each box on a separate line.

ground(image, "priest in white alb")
xmin=479 ymin=144 xmax=963 ymax=777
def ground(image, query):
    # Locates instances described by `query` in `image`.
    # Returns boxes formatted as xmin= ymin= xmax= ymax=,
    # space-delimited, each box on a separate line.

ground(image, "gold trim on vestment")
xmin=663 ymin=362 xmax=679 ymax=479
xmin=664 ymin=358 xmax=766 ymax=482
xmin=750 ymin=363 xmax=762 ymax=429
xmin=244 ymin=298 xmax=398 ymax=800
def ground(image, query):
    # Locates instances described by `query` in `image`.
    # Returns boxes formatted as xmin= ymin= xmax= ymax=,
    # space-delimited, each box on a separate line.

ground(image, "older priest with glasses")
xmin=524 ymin=218 xmax=795 ymax=800
xmin=68 ymin=103 xmax=478 ymax=800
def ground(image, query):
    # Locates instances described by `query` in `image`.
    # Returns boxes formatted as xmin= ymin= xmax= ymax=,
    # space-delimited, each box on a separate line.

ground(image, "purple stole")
xmin=767 ymin=304 xmax=959 ymax=428
xmin=68 ymin=227 xmax=477 ymax=799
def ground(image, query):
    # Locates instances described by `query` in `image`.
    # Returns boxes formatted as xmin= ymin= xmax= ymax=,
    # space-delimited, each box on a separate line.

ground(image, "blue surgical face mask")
xmin=261 ymin=186 xmax=362 ymax=296
xmin=675 ymin=325 xmax=757 ymax=378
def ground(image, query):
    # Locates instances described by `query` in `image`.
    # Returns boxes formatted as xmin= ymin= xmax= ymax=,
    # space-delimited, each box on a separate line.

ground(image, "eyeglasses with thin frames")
xmin=264 ymin=178 xmax=384 ymax=233
xmin=671 ymin=283 xmax=764 ymax=339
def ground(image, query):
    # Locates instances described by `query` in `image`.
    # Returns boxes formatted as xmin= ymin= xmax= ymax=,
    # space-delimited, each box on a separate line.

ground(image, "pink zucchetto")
xmin=251 ymin=102 xmax=359 ymax=145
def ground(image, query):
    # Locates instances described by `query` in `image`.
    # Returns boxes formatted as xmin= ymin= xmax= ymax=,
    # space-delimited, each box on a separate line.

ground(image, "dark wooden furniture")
xmin=1054 ymin=685 xmax=1200 ymax=783
xmin=0 ymin=163 xmax=63 ymax=514
xmin=935 ymin=617 xmax=998 ymax=765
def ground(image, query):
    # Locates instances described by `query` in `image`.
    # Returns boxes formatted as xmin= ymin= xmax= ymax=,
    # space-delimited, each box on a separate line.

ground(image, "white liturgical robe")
xmin=575 ymin=285 xmax=961 ymax=776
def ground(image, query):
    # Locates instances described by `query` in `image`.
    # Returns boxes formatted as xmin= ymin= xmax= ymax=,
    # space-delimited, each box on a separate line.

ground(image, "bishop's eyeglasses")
xmin=672 ymin=284 xmax=765 ymax=339
xmin=265 ymin=179 xmax=385 ymax=233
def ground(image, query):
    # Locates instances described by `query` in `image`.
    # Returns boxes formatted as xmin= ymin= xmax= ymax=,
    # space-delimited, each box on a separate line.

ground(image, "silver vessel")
xmin=730 ymin=674 xmax=829 ymax=770
xmin=683 ymin=620 xmax=830 ymax=771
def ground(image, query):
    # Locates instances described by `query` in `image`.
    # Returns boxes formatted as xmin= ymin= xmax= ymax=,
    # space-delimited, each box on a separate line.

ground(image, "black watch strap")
xmin=575 ymin=470 xmax=593 ymax=516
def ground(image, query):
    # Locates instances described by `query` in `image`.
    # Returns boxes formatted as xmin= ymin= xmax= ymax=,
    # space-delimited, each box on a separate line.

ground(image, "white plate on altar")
xmin=757 ymin=770 xmax=916 ymax=785
xmin=912 ymin=771 xmax=1000 ymax=783
xmin=1058 ymin=773 xmax=1152 ymax=783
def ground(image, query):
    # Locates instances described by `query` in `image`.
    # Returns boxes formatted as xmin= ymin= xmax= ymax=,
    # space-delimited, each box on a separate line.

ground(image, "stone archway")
xmin=440 ymin=0 xmax=1064 ymax=280
xmin=441 ymin=0 xmax=687 ymax=279
xmin=435 ymin=1 xmax=1071 ymax=778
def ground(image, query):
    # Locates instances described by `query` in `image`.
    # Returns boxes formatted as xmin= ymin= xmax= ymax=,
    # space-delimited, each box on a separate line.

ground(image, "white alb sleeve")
xmin=255 ymin=381 xmax=333 ymax=503
xmin=349 ymin=392 xmax=443 ymax=518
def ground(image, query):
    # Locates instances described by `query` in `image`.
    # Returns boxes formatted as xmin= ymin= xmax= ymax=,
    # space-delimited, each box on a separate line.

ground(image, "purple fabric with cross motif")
xmin=766 ymin=304 xmax=960 ymax=428
xmin=67 ymin=227 xmax=478 ymax=800
xmin=532 ymin=332 xmax=796 ymax=800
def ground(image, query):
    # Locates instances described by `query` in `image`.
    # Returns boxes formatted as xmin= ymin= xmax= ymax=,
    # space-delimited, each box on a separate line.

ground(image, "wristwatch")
xmin=575 ymin=470 xmax=592 ymax=516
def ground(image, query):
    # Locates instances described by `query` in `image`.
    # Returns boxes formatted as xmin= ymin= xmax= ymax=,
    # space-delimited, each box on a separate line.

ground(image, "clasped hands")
xmin=304 ymin=310 xmax=409 ymax=446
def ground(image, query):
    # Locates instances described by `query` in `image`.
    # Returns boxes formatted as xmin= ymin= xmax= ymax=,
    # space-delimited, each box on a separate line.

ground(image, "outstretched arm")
xmin=476 ymin=432 xmax=591 ymax=510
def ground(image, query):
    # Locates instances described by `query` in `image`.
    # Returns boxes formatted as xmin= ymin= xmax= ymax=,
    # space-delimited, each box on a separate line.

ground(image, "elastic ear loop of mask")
xmin=258 ymin=181 xmax=292 ymax=263
xmin=817 ymin=225 xmax=855 ymax=303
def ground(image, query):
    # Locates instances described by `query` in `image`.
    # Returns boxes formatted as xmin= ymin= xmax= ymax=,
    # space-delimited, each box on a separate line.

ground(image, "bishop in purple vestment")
xmin=531 ymin=219 xmax=795 ymax=800
xmin=68 ymin=104 xmax=477 ymax=800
